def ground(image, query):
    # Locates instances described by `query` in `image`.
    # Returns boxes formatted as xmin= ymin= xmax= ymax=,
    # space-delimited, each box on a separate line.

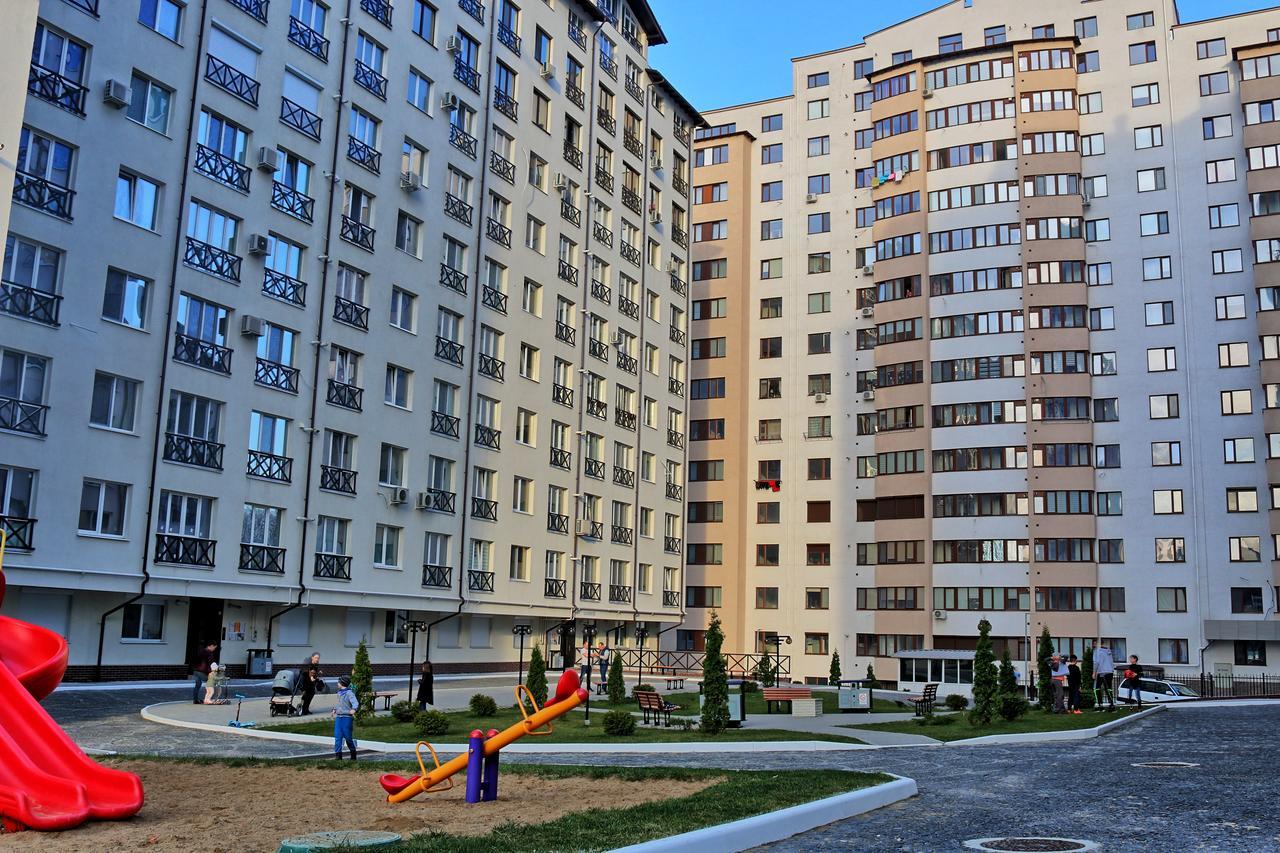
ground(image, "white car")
xmin=1115 ymin=677 xmax=1200 ymax=704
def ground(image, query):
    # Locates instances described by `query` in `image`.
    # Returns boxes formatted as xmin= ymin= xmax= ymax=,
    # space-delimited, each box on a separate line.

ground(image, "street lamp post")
xmin=581 ymin=623 xmax=597 ymax=725
xmin=512 ymin=623 xmax=533 ymax=685
xmin=767 ymin=634 xmax=792 ymax=686
xmin=404 ymin=619 xmax=430 ymax=694
xmin=634 ymin=625 xmax=649 ymax=682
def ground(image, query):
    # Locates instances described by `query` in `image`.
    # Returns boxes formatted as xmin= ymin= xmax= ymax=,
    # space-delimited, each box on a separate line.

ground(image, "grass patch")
xmin=844 ymin=708 xmax=1140 ymax=742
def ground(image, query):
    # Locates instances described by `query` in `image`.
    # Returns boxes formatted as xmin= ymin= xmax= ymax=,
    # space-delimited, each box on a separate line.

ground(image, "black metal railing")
xmin=1161 ymin=673 xmax=1280 ymax=699
xmin=482 ymin=285 xmax=508 ymax=313
xmin=28 ymin=65 xmax=87 ymax=115
xmin=0 ymin=397 xmax=48 ymax=437
xmin=593 ymin=221 xmax=614 ymax=247
xmin=547 ymin=512 xmax=569 ymax=533
xmin=471 ymin=497 xmax=498 ymax=521
xmin=622 ymin=185 xmax=642 ymax=214
xmin=247 ymin=449 xmax=292 ymax=482
xmin=586 ymin=397 xmax=607 ymax=419
xmin=558 ymin=258 xmax=579 ymax=284
xmin=320 ymin=465 xmax=357 ymax=494
xmin=184 ymin=237 xmax=241 ymax=282
xmin=625 ymin=76 xmax=644 ymax=104
xmin=205 ymin=54 xmax=259 ymax=105
xmin=673 ymin=226 xmax=689 ymax=250
xmin=459 ymin=0 xmax=484 ymax=24
xmin=615 ymin=649 xmax=792 ymax=679
xmin=314 ymin=552 xmax=353 ymax=580
xmin=664 ymin=536 xmax=682 ymax=554
xmin=354 ymin=59 xmax=387 ymax=99
xmin=156 ymin=533 xmax=216 ymax=567
xmin=668 ymin=377 xmax=684 ymax=396
xmin=174 ymin=334 xmax=232 ymax=374
xmin=624 ymin=130 xmax=644 ymax=159
xmin=361 ymin=0 xmax=392 ymax=26
xmin=468 ymin=569 xmax=496 ymax=591
xmin=423 ymin=564 xmax=452 ymax=588
xmin=669 ymin=326 xmax=687 ymax=345
xmin=619 ymin=295 xmax=639 ymax=321
xmin=0 ymin=516 xmax=36 ymax=551
xmin=599 ymin=53 xmax=617 ymax=79
xmin=615 ymin=409 xmax=636 ymax=430
xmin=13 ymin=172 xmax=74 ymax=221
xmin=590 ymin=278 xmax=612 ymax=304
xmin=588 ymin=338 xmax=609 ymax=361
xmin=561 ymin=199 xmax=582 ymax=228
xmin=587 ymin=520 xmax=605 ymax=539
xmin=347 ymin=135 xmax=381 ymax=174
xmin=667 ymin=429 xmax=685 ymax=450
xmin=240 ymin=543 xmax=286 ymax=574
xmin=666 ymin=482 xmax=684 ymax=501
xmin=326 ymin=378 xmax=363 ymax=410
xmin=497 ymin=22 xmax=521 ymax=54
xmin=580 ymin=581 xmax=602 ymax=601
xmin=675 ymin=126 xmax=691 ymax=148
xmin=288 ymin=16 xmax=329 ymax=60
xmin=439 ymin=263 xmax=468 ymax=295
xmin=611 ymin=523 xmax=633 ymax=544
xmin=597 ymin=106 xmax=616 ymax=134
xmin=195 ymin=144 xmax=251 ymax=192
xmin=227 ymin=0 xmax=268 ymax=22
xmin=554 ymin=321 xmax=576 ymax=346
xmin=550 ymin=446 xmax=571 ymax=469
xmin=340 ymin=215 xmax=375 ymax=251
xmin=596 ymin=165 xmax=615 ymax=193
xmin=585 ymin=459 xmax=605 ymax=479
xmin=552 ymin=382 xmax=574 ymax=407
xmin=610 ymin=584 xmax=633 ymax=603
xmin=489 ymin=150 xmax=515 ymax=183
xmin=568 ymin=19 xmax=586 ymax=48
xmin=620 ymin=242 xmax=641 ymax=266
xmin=617 ymin=352 xmax=638 ymax=375
xmin=449 ymin=123 xmax=478 ymax=158
xmin=454 ymin=57 xmax=480 ymax=93
xmin=563 ymin=143 xmax=584 ymax=174
xmin=566 ymin=81 xmax=585 ymax=109
xmin=444 ymin=192 xmax=473 ymax=225
xmin=486 ymin=217 xmax=512 ymax=249
xmin=474 ymin=423 xmax=501 ymax=450
xmin=423 ymin=487 xmax=456 ymax=513
xmin=670 ymin=271 xmax=687 ymax=296
xmin=478 ymin=353 xmax=505 ymax=381
xmin=663 ymin=591 xmax=682 ymax=609
xmin=545 ymin=577 xmax=567 ymax=598
xmin=255 ymin=357 xmax=299 ymax=393
xmin=333 ymin=295 xmax=369 ymax=330
xmin=673 ymin=174 xmax=689 ymax=197
xmin=281 ymin=97 xmax=321 ymax=139
xmin=164 ymin=432 xmax=225 ymax=469
xmin=271 ymin=181 xmax=315 ymax=222
xmin=613 ymin=468 xmax=635 ymax=488
xmin=263 ymin=267 xmax=306 ymax=306
xmin=431 ymin=410 xmax=461 ymax=438
xmin=494 ymin=88 xmax=518 ymax=121
xmin=435 ymin=336 xmax=465 ymax=366
xmin=0 ymin=281 xmax=61 ymax=326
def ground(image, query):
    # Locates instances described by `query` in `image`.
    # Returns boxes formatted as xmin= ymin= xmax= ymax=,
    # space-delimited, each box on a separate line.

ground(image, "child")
xmin=333 ymin=675 xmax=358 ymax=760
xmin=203 ymin=662 xmax=220 ymax=704
xmin=1066 ymin=655 xmax=1082 ymax=714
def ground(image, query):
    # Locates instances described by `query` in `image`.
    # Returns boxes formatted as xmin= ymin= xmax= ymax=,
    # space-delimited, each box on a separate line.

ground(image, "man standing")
xmin=192 ymin=641 xmax=217 ymax=705
xmin=1066 ymin=655 xmax=1083 ymax=714
xmin=1049 ymin=653 xmax=1069 ymax=713
xmin=1093 ymin=641 xmax=1116 ymax=711
xmin=1124 ymin=654 xmax=1145 ymax=708
xmin=596 ymin=640 xmax=611 ymax=694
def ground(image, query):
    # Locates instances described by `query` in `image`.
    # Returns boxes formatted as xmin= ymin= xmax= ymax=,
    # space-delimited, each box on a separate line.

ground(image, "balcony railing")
xmin=544 ymin=577 xmax=567 ymax=598
xmin=326 ymin=378 xmax=363 ymax=410
xmin=555 ymin=321 xmax=576 ymax=346
xmin=618 ymin=295 xmax=639 ymax=321
xmin=566 ymin=81 xmax=585 ymax=109
xmin=247 ymin=449 xmax=293 ymax=482
xmin=205 ymin=54 xmax=259 ymax=105
xmin=597 ymin=106 xmax=616 ymax=134
xmin=615 ymin=409 xmax=636 ymax=430
xmin=227 ymin=0 xmax=268 ymax=22
xmin=552 ymin=383 xmax=574 ymax=408
xmin=445 ymin=192 xmax=474 ymax=226
xmin=494 ymin=88 xmax=518 ymax=121
xmin=667 ymin=429 xmax=685 ymax=450
xmin=28 ymin=65 xmax=87 ymax=115
xmin=184 ymin=237 xmax=241 ymax=282
xmin=489 ymin=150 xmax=515 ymax=183
xmin=449 ymin=123 xmax=478 ymax=158
xmin=588 ymin=338 xmax=609 ymax=362
xmin=666 ymin=481 xmax=684 ymax=501
xmin=586 ymin=520 xmax=605 ymax=540
xmin=354 ymin=59 xmax=387 ymax=99
xmin=255 ymin=357 xmax=299 ymax=393
xmin=568 ymin=18 xmax=586 ymax=49
xmin=431 ymin=409 xmax=461 ymax=438
xmin=580 ymin=581 xmax=602 ymax=601
xmin=439 ymin=263 xmax=468 ymax=295
xmin=558 ymin=258 xmax=579 ymax=284
xmin=590 ymin=278 xmax=612 ymax=304
xmin=454 ymin=58 xmax=480 ymax=93
xmin=263 ymin=268 xmax=306 ymax=306
xmin=315 ymin=552 xmax=353 ymax=580
xmin=486 ymin=217 xmax=512 ymax=249
xmin=423 ymin=487 xmax=456 ymax=513
xmin=664 ymin=536 xmax=682 ymax=554
xmin=599 ymin=53 xmax=618 ymax=79
xmin=593 ymin=221 xmax=614 ymax=247
xmin=623 ymin=131 xmax=644 ymax=159
xmin=612 ymin=467 xmax=635 ymax=488
xmin=195 ymin=144 xmax=250 ymax=192
xmin=320 ymin=465 xmax=357 ymax=494
xmin=663 ymin=590 xmax=681 ymax=608
xmin=0 ymin=516 xmax=35 ymax=551
xmin=587 ymin=397 xmax=607 ymax=419
xmin=482 ymin=285 xmax=508 ymax=314
xmin=155 ymin=534 xmax=216 ymax=567
xmin=64 ymin=0 xmax=100 ymax=16
xmin=563 ymin=141 xmax=584 ymax=172
xmin=669 ymin=326 xmax=687 ymax=346
xmin=497 ymin=22 xmax=521 ymax=55
xmin=423 ymin=564 xmax=452 ymax=588
xmin=625 ymin=76 xmax=644 ymax=104
xmin=459 ymin=0 xmax=484 ymax=24
xmin=585 ymin=458 xmax=605 ymax=479
xmin=340 ymin=215 xmax=375 ymax=252
xmin=547 ymin=512 xmax=569 ymax=534
xmin=471 ymin=497 xmax=499 ymax=521
xmin=668 ymin=377 xmax=685 ymax=396
xmin=610 ymin=584 xmax=633 ymax=603
xmin=561 ymin=199 xmax=582 ymax=228
xmin=675 ymin=126 xmax=691 ymax=149
xmin=271 ymin=181 xmax=315 ymax=222
xmin=13 ymin=172 xmax=74 ymax=221
xmin=361 ymin=0 xmax=393 ymax=26
xmin=240 ymin=543 xmax=286 ymax=574
xmin=469 ymin=569 xmax=496 ymax=591
xmin=620 ymin=242 xmax=641 ymax=266
xmin=333 ymin=295 xmax=369 ymax=330
xmin=622 ymin=186 xmax=642 ymax=215
xmin=669 ymin=271 xmax=687 ymax=296
xmin=0 ymin=281 xmax=61 ymax=326
xmin=163 ymin=433 xmax=225 ymax=470
xmin=550 ymin=446 xmax=571 ymax=469
xmin=474 ymin=423 xmax=501 ymax=450
xmin=281 ymin=97 xmax=321 ymax=139
xmin=435 ymin=336 xmax=465 ymax=367
xmin=347 ymin=135 xmax=381 ymax=174
xmin=288 ymin=16 xmax=329 ymax=60
xmin=173 ymin=334 xmax=232 ymax=375
xmin=673 ymin=226 xmax=689 ymax=250
xmin=673 ymin=174 xmax=689 ymax=197
xmin=478 ymin=353 xmax=505 ymax=381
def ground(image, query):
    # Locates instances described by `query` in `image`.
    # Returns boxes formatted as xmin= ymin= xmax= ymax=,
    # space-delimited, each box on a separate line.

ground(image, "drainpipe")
xmin=94 ymin=0 xmax=212 ymax=680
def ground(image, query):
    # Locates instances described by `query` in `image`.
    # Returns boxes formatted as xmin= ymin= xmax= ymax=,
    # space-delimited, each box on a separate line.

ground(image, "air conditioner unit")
xmin=540 ymin=63 xmax=556 ymax=80
xmin=610 ymin=331 xmax=624 ymax=346
xmin=649 ymin=210 xmax=662 ymax=224
xmin=440 ymin=92 xmax=460 ymax=111
xmin=862 ymin=389 xmax=875 ymax=401
xmin=666 ymin=260 xmax=678 ymax=273
xmin=894 ymin=171 xmax=904 ymax=183
xmin=932 ymin=609 xmax=947 ymax=621
xmin=575 ymin=518 xmax=591 ymax=536
xmin=415 ymin=491 xmax=433 ymax=510
xmin=445 ymin=35 xmax=462 ymax=53
xmin=1081 ymin=192 xmax=1092 ymax=208
xmin=240 ymin=315 xmax=265 ymax=337
xmin=861 ymin=306 xmax=875 ymax=318
xmin=389 ymin=487 xmax=409 ymax=505
xmin=806 ymin=193 xmax=819 ymax=204
xmin=861 ymin=265 xmax=874 ymax=275
xmin=103 ymin=79 xmax=130 ymax=108
xmin=814 ymin=392 xmax=828 ymax=403
xmin=922 ymin=86 xmax=934 ymax=100
xmin=400 ymin=171 xmax=422 ymax=192
xmin=649 ymin=152 xmax=662 ymax=171
xmin=246 ymin=234 xmax=270 ymax=256
xmin=554 ymin=172 xmax=569 ymax=190
xmin=256 ymin=146 xmax=279 ymax=171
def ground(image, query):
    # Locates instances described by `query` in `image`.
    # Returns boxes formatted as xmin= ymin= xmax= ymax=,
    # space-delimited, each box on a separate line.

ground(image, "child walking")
xmin=333 ymin=675 xmax=358 ymax=760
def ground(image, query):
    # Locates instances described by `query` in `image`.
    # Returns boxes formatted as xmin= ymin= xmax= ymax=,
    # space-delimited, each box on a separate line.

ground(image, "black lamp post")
xmin=513 ymin=623 xmax=533 ymax=684
xmin=767 ymin=634 xmax=792 ymax=685
xmin=581 ymin=623 xmax=597 ymax=725
xmin=404 ymin=619 xmax=429 ymax=692
xmin=634 ymin=625 xmax=649 ymax=682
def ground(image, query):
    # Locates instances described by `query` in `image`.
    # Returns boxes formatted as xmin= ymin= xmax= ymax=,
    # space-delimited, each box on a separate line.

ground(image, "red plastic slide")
xmin=0 ymin=570 xmax=144 ymax=831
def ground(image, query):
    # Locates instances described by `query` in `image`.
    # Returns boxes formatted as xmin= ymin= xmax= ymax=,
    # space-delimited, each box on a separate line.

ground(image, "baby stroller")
xmin=205 ymin=666 xmax=230 ymax=705
xmin=269 ymin=668 xmax=301 ymax=717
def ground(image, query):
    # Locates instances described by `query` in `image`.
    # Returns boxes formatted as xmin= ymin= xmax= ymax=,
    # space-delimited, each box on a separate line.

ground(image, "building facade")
xmin=1 ymin=0 xmax=699 ymax=678
xmin=686 ymin=0 xmax=1280 ymax=685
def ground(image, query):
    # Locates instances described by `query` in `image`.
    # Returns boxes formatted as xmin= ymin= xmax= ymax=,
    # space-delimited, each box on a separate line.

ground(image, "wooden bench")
xmin=635 ymin=689 xmax=680 ymax=726
xmin=908 ymin=683 xmax=938 ymax=717
xmin=373 ymin=690 xmax=399 ymax=710
xmin=664 ymin=676 xmax=685 ymax=691
xmin=762 ymin=687 xmax=812 ymax=713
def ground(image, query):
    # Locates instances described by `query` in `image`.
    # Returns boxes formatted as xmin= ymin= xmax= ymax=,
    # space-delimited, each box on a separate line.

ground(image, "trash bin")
xmin=838 ymin=679 xmax=873 ymax=712
xmin=247 ymin=648 xmax=274 ymax=677
xmin=699 ymin=679 xmax=747 ymax=727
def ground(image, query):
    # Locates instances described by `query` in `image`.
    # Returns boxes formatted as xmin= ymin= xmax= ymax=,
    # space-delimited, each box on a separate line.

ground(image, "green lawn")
xmin=844 ymin=708 xmax=1140 ymax=742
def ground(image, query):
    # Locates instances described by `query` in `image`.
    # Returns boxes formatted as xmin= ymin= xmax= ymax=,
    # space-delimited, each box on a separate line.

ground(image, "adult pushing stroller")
xmin=270 ymin=668 xmax=301 ymax=716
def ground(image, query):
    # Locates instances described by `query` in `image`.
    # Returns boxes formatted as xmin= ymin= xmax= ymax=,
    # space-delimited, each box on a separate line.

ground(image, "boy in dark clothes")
xmin=1066 ymin=655 xmax=1083 ymax=714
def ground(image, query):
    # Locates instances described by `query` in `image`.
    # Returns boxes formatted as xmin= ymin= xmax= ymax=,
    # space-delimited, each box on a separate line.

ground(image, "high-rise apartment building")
xmin=686 ymin=0 xmax=1280 ymax=685
xmin=1 ymin=0 xmax=700 ymax=678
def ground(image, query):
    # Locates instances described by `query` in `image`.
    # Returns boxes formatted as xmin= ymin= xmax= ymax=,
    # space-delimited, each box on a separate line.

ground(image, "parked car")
xmin=1116 ymin=677 xmax=1200 ymax=704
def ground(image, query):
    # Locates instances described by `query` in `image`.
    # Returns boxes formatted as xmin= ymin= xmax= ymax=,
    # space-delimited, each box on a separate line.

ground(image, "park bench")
xmin=373 ymin=690 xmax=399 ymax=710
xmin=635 ymin=689 xmax=680 ymax=726
xmin=664 ymin=676 xmax=685 ymax=691
xmin=762 ymin=686 xmax=812 ymax=713
xmin=908 ymin=683 xmax=938 ymax=717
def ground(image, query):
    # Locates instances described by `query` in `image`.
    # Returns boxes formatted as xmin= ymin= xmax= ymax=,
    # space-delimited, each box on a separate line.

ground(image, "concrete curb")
xmin=941 ymin=705 xmax=1164 ymax=747
xmin=610 ymin=774 xmax=918 ymax=852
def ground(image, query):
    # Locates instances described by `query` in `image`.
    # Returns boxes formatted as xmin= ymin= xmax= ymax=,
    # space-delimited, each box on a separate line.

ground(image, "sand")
xmin=1 ymin=759 xmax=714 ymax=852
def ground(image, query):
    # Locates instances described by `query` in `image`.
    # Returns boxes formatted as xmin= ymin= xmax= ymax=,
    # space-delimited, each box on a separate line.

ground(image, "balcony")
xmin=155 ymin=533 xmax=216 ymax=567
xmin=195 ymin=144 xmax=250 ymax=192
xmin=271 ymin=181 xmax=315 ymax=223
xmin=675 ymin=126 xmax=691 ymax=149
xmin=28 ymin=65 xmax=87 ymax=115
xmin=669 ymin=271 xmax=687 ymax=296
xmin=326 ymin=378 xmax=363 ymax=411
xmin=586 ymin=520 xmax=605 ymax=540
xmin=333 ymin=295 xmax=369 ymax=330
xmin=281 ymin=97 xmax=321 ymax=140
xmin=555 ymin=321 xmax=576 ymax=346
xmin=568 ymin=18 xmax=586 ymax=49
xmin=544 ymin=577 xmax=567 ymax=598
xmin=459 ymin=0 xmax=484 ymax=24
xmin=474 ymin=423 xmax=501 ymax=450
xmin=288 ymin=16 xmax=329 ymax=60
xmin=564 ymin=140 xmax=583 ymax=170
xmin=205 ymin=54 xmax=259 ymax=106
xmin=247 ymin=449 xmax=293 ymax=482
xmin=478 ymin=353 xmax=505 ymax=381
xmin=431 ymin=409 xmax=461 ymax=437
xmin=547 ymin=512 xmax=569 ymax=534
xmin=668 ymin=377 xmax=684 ymax=396
xmin=471 ymin=497 xmax=499 ymax=521
xmin=0 ymin=516 xmax=35 ymax=551
xmin=590 ymin=278 xmax=612 ymax=304
xmin=439 ymin=263 xmax=468 ymax=295
xmin=163 ymin=433 xmax=225 ymax=470
xmin=0 ymin=280 xmax=61 ymax=326
xmin=173 ymin=334 xmax=232 ymax=375
xmin=623 ymin=131 xmax=644 ymax=159
xmin=673 ymin=174 xmax=689 ymax=197
xmin=444 ymin=193 xmax=474 ymax=226
xmin=561 ymin=198 xmax=582 ymax=228
xmin=673 ymin=226 xmax=689 ymax=250
xmin=593 ymin=221 xmax=614 ymax=247
xmin=320 ymin=465 xmax=357 ymax=494
xmin=435 ymin=336 xmax=465 ymax=367
xmin=340 ymin=215 xmax=375 ymax=252
xmin=580 ymin=581 xmax=602 ymax=601
xmin=315 ymin=552 xmax=352 ymax=580
xmin=666 ymin=482 xmax=684 ymax=501
xmin=620 ymin=242 xmax=641 ymax=266
xmin=468 ymin=569 xmax=496 ymax=592
xmin=617 ymin=351 xmax=637 ymax=375
xmin=494 ymin=88 xmax=518 ymax=121
xmin=498 ymin=22 xmax=521 ymax=55
xmin=612 ymin=468 xmax=635 ymax=488
xmin=599 ymin=53 xmax=618 ymax=79
xmin=255 ymin=357 xmax=299 ymax=393
xmin=361 ymin=0 xmax=393 ymax=26
xmin=227 ymin=0 xmax=268 ymax=21
xmin=482 ymin=285 xmax=508 ymax=314
xmin=615 ymin=409 xmax=636 ymax=430
xmin=489 ymin=150 xmax=515 ymax=183
xmin=557 ymin=257 xmax=579 ymax=285
xmin=597 ymin=106 xmax=616 ymax=135
xmin=184 ymin=237 xmax=241 ymax=282
xmin=626 ymin=75 xmax=645 ymax=104
xmin=663 ymin=590 xmax=681 ymax=608
xmin=622 ymin=186 xmax=642 ymax=214
xmin=610 ymin=584 xmax=633 ymax=603
xmin=664 ymin=536 xmax=682 ymax=555
xmin=423 ymin=487 xmax=456 ymax=513
xmin=454 ymin=57 xmax=480 ymax=94
xmin=486 ymin=217 xmax=512 ymax=249
xmin=667 ymin=429 xmax=685 ymax=450
xmin=566 ymin=81 xmax=585 ymax=109
xmin=354 ymin=59 xmax=387 ymax=100
xmin=552 ymin=383 xmax=574 ymax=408
xmin=347 ymin=135 xmax=381 ymax=174
xmin=263 ymin=267 xmax=306 ymax=306
xmin=585 ymin=458 xmax=605 ymax=479
xmin=423 ymin=563 xmax=452 ymax=588
xmin=13 ymin=172 xmax=74 ymax=221
xmin=240 ymin=543 xmax=286 ymax=574
xmin=449 ymin=123 xmax=477 ymax=158
xmin=586 ymin=396 xmax=607 ymax=419
xmin=549 ymin=446 xmax=571 ymax=469
xmin=588 ymin=338 xmax=609 ymax=362
xmin=618 ymin=295 xmax=639 ymax=322
xmin=669 ymin=326 xmax=687 ymax=346
xmin=596 ymin=165 xmax=615 ymax=194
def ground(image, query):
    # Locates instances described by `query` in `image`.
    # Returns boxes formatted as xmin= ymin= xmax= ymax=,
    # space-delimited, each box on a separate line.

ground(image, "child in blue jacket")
xmin=333 ymin=675 xmax=358 ymax=760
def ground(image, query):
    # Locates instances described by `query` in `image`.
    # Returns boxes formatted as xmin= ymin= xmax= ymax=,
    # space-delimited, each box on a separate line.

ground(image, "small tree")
xmin=1036 ymin=626 xmax=1055 ymax=712
xmin=866 ymin=663 xmax=880 ymax=690
xmin=969 ymin=619 xmax=998 ymax=725
xmin=700 ymin=612 xmax=730 ymax=735
xmin=351 ymin=639 xmax=375 ymax=722
xmin=828 ymin=650 xmax=842 ymax=687
xmin=527 ymin=643 xmax=548 ymax=706
xmin=753 ymin=653 xmax=776 ymax=688
xmin=997 ymin=648 xmax=1019 ymax=696
xmin=607 ymin=650 xmax=626 ymax=704
xmin=1080 ymin=645 xmax=1095 ymax=709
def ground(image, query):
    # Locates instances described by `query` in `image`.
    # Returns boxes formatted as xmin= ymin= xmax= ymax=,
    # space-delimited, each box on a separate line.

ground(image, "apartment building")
xmin=0 ymin=0 xmax=700 ymax=678
xmin=686 ymin=0 xmax=1280 ymax=685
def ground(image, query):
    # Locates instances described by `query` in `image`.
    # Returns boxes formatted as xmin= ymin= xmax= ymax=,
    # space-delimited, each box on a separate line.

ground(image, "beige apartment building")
xmin=0 ymin=0 xmax=700 ymax=678
xmin=685 ymin=0 xmax=1280 ymax=686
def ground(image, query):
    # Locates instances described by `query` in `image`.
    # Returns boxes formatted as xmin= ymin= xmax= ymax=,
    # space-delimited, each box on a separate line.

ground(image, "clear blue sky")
xmin=647 ymin=0 xmax=1279 ymax=111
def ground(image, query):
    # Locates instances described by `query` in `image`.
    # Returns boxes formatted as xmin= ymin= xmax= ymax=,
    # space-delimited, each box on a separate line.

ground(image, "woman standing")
xmin=416 ymin=660 xmax=434 ymax=710
xmin=299 ymin=653 xmax=322 ymax=715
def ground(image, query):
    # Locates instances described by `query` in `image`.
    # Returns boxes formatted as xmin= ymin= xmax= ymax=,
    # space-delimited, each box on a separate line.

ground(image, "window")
xmin=1140 ymin=212 xmax=1169 ymax=236
xmin=1082 ymin=133 xmax=1104 ymax=156
xmin=1127 ymin=11 xmax=1154 ymax=29
xmin=79 ymin=480 xmax=128 ymax=536
xmin=807 ymin=136 xmax=829 ymax=158
xmin=1224 ymin=437 xmax=1254 ymax=463
xmin=1236 ymin=641 xmax=1267 ymax=667
xmin=1129 ymin=41 xmax=1157 ymax=65
xmin=807 ymin=213 xmax=830 ymax=234
xmin=1074 ymin=17 xmax=1097 ymax=39
xmin=804 ymin=633 xmax=829 ymax=655
xmin=1137 ymin=168 xmax=1165 ymax=192
xmin=760 ymin=337 xmax=782 ymax=359
xmin=1155 ymin=538 xmax=1185 ymax=563
xmin=1078 ymin=52 xmax=1100 ymax=74
xmin=984 ymin=25 xmax=1006 ymax=45
xmin=1200 ymin=72 xmax=1230 ymax=97
xmin=807 ymin=71 xmax=829 ymax=88
xmin=1232 ymin=587 xmax=1264 ymax=614
xmin=103 ymin=268 xmax=150 ymax=329
xmin=1203 ymin=115 xmax=1233 ymax=140
xmin=761 ymin=219 xmax=783 ymax=240
xmin=372 ymin=525 xmax=401 ymax=568
xmin=807 ymin=99 xmax=829 ymax=120
xmin=938 ymin=33 xmax=962 ymax=54
xmin=1158 ymin=639 xmax=1189 ymax=665
xmin=120 ymin=602 xmax=164 ymax=641
xmin=761 ymin=113 xmax=782 ymax=132
xmin=139 ymin=0 xmax=182 ymax=40
xmin=1230 ymin=536 xmax=1261 ymax=562
xmin=1221 ymin=389 xmax=1252 ymax=414
xmin=395 ymin=211 xmax=422 ymax=256
xmin=389 ymin=287 xmax=416 ymax=332
xmin=1151 ymin=441 xmax=1181 ymax=466
xmin=1209 ymin=204 xmax=1239 ymax=229
xmin=1144 ymin=257 xmax=1172 ymax=280
xmin=807 ymin=332 xmax=830 ymax=354
xmin=90 ymin=373 xmax=139 ymax=432
xmin=1206 ymin=158 xmax=1236 ymax=183
xmin=1227 ymin=488 xmax=1258 ymax=513
xmin=761 ymin=143 xmax=783 ymax=165
xmin=114 ymin=171 xmax=159 ymax=229
xmin=1147 ymin=347 xmax=1176 ymax=372
xmin=1131 ymin=83 xmax=1158 ymax=107
xmin=1135 ymin=125 xmax=1163 ymax=149
xmin=1197 ymin=38 xmax=1227 ymax=59
xmin=1219 ymin=342 xmax=1249 ymax=367
xmin=127 ymin=72 xmax=172 ymax=133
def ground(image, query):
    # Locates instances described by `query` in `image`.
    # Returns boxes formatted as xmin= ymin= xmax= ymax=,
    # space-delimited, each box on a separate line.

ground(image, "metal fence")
xmin=612 ymin=649 xmax=791 ymax=680
xmin=1162 ymin=673 xmax=1280 ymax=699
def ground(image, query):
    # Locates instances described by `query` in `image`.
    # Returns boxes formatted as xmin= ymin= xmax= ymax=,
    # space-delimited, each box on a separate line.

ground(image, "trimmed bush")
xmin=740 ymin=679 xmax=759 ymax=694
xmin=999 ymin=693 xmax=1030 ymax=722
xmin=607 ymin=651 xmax=626 ymax=704
xmin=602 ymin=709 xmax=637 ymax=736
xmin=631 ymin=683 xmax=655 ymax=697
xmin=414 ymin=710 xmax=449 ymax=736
xmin=351 ymin=639 xmax=375 ymax=722
xmin=944 ymin=693 xmax=968 ymax=711
xmin=390 ymin=700 xmax=418 ymax=722
xmin=700 ymin=612 xmax=730 ymax=735
xmin=526 ymin=643 xmax=548 ymax=707
xmin=469 ymin=693 xmax=498 ymax=717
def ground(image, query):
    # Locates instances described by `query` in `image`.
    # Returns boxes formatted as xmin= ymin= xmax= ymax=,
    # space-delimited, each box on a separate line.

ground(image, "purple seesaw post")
xmin=481 ymin=728 xmax=501 ymax=801
xmin=465 ymin=729 xmax=485 ymax=803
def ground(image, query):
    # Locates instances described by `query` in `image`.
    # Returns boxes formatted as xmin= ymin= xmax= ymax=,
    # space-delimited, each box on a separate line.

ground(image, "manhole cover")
xmin=964 ymin=839 xmax=1099 ymax=852
xmin=1131 ymin=761 xmax=1200 ymax=768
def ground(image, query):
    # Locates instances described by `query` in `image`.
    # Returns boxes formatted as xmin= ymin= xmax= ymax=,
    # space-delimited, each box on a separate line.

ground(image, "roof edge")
xmin=646 ymin=68 xmax=708 ymax=127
